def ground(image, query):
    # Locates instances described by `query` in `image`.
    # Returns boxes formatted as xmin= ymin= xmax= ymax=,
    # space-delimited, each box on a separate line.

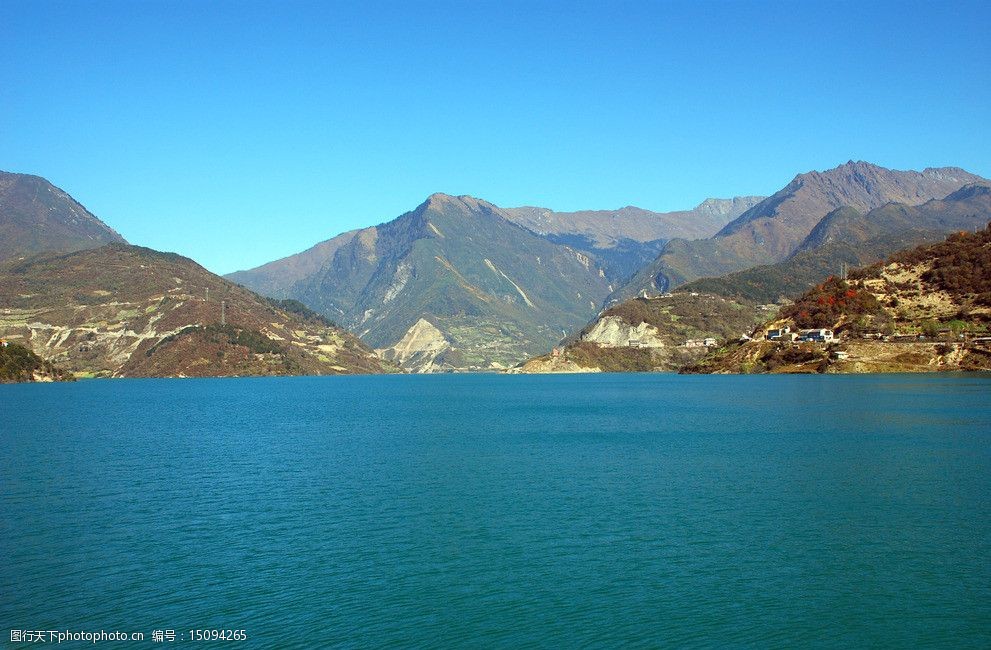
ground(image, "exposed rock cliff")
xmin=517 ymin=293 xmax=767 ymax=373
xmin=614 ymin=162 xmax=989 ymax=300
xmin=376 ymin=318 xmax=452 ymax=373
xmin=580 ymin=316 xmax=665 ymax=348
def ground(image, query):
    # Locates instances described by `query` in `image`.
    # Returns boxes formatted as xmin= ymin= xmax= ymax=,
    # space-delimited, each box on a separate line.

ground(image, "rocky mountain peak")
xmin=694 ymin=196 xmax=766 ymax=217
xmin=423 ymin=192 xmax=493 ymax=213
xmin=922 ymin=166 xmax=978 ymax=183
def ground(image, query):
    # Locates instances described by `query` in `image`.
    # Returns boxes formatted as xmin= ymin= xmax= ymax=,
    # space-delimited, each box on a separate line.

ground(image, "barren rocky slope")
xmin=685 ymin=225 xmax=991 ymax=374
xmin=515 ymin=293 xmax=769 ymax=373
xmin=0 ymin=245 xmax=394 ymax=378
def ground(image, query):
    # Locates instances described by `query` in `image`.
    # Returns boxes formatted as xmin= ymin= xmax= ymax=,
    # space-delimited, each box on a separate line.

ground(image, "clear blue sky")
xmin=2 ymin=0 xmax=988 ymax=274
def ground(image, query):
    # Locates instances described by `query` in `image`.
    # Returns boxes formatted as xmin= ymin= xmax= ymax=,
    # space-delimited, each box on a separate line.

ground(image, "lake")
xmin=2 ymin=373 xmax=990 ymax=648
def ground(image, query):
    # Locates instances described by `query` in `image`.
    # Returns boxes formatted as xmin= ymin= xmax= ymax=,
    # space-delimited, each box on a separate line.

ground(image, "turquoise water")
xmin=1 ymin=373 xmax=990 ymax=648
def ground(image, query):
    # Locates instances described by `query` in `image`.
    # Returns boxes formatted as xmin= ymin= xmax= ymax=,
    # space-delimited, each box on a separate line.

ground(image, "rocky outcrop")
xmin=516 ymin=293 xmax=765 ymax=373
xmin=580 ymin=316 xmax=665 ymax=348
xmin=376 ymin=318 xmax=451 ymax=373
xmin=226 ymin=191 xmax=768 ymax=371
xmin=510 ymin=355 xmax=601 ymax=374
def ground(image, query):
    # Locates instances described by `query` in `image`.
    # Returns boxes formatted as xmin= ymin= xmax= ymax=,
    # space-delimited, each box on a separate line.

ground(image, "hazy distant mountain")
xmin=680 ymin=183 xmax=991 ymax=304
xmin=501 ymin=196 xmax=764 ymax=280
xmin=0 ymin=171 xmax=125 ymax=263
xmin=614 ymin=162 xmax=989 ymax=300
xmin=503 ymin=197 xmax=764 ymax=245
xmin=241 ymin=193 xmax=615 ymax=371
xmin=0 ymin=244 xmax=393 ymax=377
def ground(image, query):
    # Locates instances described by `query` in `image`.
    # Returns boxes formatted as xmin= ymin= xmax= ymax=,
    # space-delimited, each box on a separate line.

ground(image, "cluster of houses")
xmin=684 ymin=337 xmax=718 ymax=349
xmin=765 ymin=327 xmax=835 ymax=343
xmin=761 ymin=326 xmax=991 ymax=348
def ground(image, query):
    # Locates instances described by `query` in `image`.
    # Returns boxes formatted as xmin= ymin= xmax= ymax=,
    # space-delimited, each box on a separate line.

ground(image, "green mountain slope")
xmin=226 ymin=228 xmax=364 ymax=299
xmin=0 ymin=171 xmax=125 ymax=264
xmin=284 ymin=193 xmax=615 ymax=370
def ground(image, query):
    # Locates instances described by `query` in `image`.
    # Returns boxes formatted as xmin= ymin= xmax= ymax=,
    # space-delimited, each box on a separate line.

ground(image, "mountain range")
xmin=2 ymin=161 xmax=989 ymax=377
xmin=612 ymin=161 xmax=988 ymax=300
xmin=228 ymin=193 xmax=760 ymax=371
xmin=498 ymin=196 xmax=763 ymax=280
xmin=229 ymin=195 xmax=763 ymax=297
xmin=679 ymin=183 xmax=991 ymax=304
xmin=526 ymin=180 xmax=991 ymax=374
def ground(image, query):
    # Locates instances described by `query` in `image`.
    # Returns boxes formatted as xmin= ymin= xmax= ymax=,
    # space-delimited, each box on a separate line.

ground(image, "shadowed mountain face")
xmin=285 ymin=193 xmax=615 ymax=370
xmin=0 ymin=244 xmax=393 ymax=377
xmin=679 ymin=183 xmax=991 ymax=304
xmin=0 ymin=171 xmax=126 ymax=263
xmin=614 ymin=162 xmax=989 ymax=300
